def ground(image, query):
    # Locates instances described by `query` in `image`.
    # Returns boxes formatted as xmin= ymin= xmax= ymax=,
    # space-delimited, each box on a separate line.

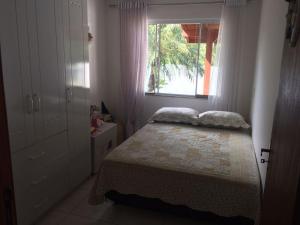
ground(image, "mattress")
xmin=90 ymin=123 xmax=261 ymax=220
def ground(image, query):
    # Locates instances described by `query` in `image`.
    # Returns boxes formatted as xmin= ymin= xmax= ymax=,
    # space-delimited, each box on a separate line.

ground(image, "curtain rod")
xmin=109 ymin=1 xmax=225 ymax=8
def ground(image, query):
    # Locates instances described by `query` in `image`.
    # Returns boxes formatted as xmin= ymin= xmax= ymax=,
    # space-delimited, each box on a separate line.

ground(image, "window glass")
xmin=146 ymin=23 xmax=219 ymax=96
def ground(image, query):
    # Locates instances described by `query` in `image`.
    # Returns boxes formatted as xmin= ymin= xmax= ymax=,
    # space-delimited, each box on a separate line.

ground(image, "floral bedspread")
xmin=90 ymin=123 xmax=261 ymax=220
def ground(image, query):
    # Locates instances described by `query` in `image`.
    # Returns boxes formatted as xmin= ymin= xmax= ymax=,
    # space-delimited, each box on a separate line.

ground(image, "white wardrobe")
xmin=0 ymin=0 xmax=90 ymax=225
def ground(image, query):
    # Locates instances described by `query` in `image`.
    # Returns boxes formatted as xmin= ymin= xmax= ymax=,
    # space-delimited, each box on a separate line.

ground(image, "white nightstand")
xmin=91 ymin=122 xmax=117 ymax=174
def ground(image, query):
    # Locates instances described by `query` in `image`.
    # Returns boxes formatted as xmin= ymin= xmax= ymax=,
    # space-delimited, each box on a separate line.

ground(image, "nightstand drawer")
xmin=94 ymin=126 xmax=117 ymax=149
xmin=91 ymin=123 xmax=117 ymax=174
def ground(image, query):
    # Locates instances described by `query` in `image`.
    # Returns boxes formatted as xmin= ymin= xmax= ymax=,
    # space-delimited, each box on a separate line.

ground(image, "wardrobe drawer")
xmin=13 ymin=152 xmax=69 ymax=200
xmin=12 ymin=132 xmax=69 ymax=225
xmin=14 ymin=154 xmax=69 ymax=225
xmin=12 ymin=132 xmax=68 ymax=180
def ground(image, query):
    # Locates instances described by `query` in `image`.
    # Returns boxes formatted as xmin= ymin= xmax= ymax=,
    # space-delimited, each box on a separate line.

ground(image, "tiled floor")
xmin=35 ymin=176 xmax=215 ymax=225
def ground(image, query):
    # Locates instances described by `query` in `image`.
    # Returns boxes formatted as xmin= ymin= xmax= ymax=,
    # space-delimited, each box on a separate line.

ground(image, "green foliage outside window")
xmin=147 ymin=24 xmax=206 ymax=93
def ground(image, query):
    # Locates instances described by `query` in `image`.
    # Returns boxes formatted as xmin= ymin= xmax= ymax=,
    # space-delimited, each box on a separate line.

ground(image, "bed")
xmin=89 ymin=119 xmax=261 ymax=223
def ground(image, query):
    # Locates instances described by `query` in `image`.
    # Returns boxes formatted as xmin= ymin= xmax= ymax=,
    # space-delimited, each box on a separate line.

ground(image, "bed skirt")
xmin=105 ymin=190 xmax=254 ymax=225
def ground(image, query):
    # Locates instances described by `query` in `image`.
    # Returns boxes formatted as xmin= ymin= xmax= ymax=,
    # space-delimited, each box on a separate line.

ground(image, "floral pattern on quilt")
xmin=109 ymin=124 xmax=233 ymax=177
xmin=91 ymin=123 xmax=261 ymax=221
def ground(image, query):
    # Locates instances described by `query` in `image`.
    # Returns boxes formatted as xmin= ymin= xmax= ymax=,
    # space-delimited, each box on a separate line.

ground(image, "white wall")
xmin=104 ymin=0 xmax=262 ymax=124
xmin=87 ymin=0 xmax=107 ymax=105
xmin=235 ymin=0 xmax=262 ymax=119
xmin=105 ymin=4 xmax=122 ymax=120
xmin=251 ymin=0 xmax=288 ymax=188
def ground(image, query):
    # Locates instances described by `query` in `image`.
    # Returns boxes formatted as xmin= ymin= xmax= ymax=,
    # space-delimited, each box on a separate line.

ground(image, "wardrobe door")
xmin=0 ymin=0 xmax=34 ymax=152
xmin=29 ymin=0 xmax=67 ymax=140
xmin=65 ymin=0 xmax=90 ymax=189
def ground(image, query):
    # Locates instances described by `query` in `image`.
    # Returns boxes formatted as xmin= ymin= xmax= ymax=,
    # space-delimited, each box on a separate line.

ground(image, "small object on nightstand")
xmin=91 ymin=122 xmax=117 ymax=174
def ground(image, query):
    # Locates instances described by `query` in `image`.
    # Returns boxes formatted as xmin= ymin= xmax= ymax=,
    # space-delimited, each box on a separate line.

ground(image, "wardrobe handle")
xmin=31 ymin=176 xmax=47 ymax=185
xmin=66 ymin=88 xmax=72 ymax=104
xmin=33 ymin=93 xmax=40 ymax=112
xmin=33 ymin=198 xmax=48 ymax=209
xmin=28 ymin=151 xmax=46 ymax=160
xmin=26 ymin=95 xmax=34 ymax=114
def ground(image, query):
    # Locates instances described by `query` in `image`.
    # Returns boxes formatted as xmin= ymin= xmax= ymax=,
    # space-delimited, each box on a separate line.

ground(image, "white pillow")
xmin=198 ymin=111 xmax=250 ymax=129
xmin=150 ymin=107 xmax=199 ymax=125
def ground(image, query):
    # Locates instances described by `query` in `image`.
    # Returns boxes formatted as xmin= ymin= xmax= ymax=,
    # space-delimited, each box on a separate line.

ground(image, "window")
xmin=145 ymin=23 xmax=219 ymax=97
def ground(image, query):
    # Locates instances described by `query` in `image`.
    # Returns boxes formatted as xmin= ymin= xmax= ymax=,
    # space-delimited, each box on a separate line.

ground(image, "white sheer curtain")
xmin=119 ymin=0 xmax=148 ymax=137
xmin=208 ymin=2 xmax=244 ymax=112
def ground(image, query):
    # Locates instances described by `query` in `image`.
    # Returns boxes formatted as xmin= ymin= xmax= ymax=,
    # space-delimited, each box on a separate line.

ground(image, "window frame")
xmin=145 ymin=92 xmax=209 ymax=99
xmin=145 ymin=19 xmax=220 ymax=98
